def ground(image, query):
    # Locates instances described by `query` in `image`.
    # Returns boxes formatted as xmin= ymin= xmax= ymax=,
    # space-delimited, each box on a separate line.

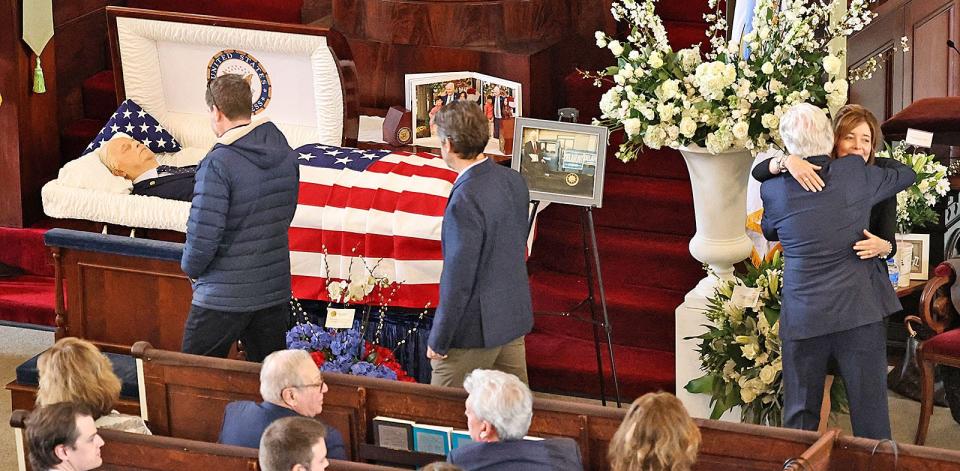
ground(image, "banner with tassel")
xmin=22 ymin=0 xmax=53 ymax=94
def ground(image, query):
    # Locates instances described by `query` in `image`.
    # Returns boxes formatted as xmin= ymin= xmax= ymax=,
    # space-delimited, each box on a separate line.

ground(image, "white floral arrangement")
xmin=877 ymin=142 xmax=950 ymax=233
xmin=590 ymin=0 xmax=878 ymax=159
xmin=686 ymin=251 xmax=847 ymax=425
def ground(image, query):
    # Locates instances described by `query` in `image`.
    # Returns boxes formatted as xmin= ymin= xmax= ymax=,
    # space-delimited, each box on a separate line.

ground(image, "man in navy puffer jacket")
xmin=181 ymin=74 xmax=299 ymax=362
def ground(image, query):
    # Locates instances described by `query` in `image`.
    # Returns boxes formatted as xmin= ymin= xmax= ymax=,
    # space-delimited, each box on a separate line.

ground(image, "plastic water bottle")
xmin=887 ymin=257 xmax=899 ymax=288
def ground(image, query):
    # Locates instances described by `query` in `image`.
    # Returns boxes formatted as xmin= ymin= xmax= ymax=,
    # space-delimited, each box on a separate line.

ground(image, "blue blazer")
xmin=760 ymin=155 xmax=915 ymax=340
xmin=449 ymin=438 xmax=583 ymax=471
xmin=217 ymin=401 xmax=347 ymax=460
xmin=132 ymin=172 xmax=195 ymax=202
xmin=428 ymin=158 xmax=533 ymax=354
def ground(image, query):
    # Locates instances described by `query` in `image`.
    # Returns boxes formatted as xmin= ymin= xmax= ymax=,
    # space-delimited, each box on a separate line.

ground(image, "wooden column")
xmin=0 ymin=0 xmax=61 ymax=227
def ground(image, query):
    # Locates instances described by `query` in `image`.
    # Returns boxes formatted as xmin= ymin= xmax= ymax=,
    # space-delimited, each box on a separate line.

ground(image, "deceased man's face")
xmin=104 ymin=137 xmax=158 ymax=180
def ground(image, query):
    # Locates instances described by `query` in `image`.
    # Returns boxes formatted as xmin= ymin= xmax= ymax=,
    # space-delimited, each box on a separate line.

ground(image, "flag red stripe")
xmin=289 ymin=227 xmax=441 ymax=260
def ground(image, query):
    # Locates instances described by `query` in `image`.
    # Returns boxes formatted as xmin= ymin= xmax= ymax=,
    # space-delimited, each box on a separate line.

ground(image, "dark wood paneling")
xmin=0 ymin=0 xmax=61 ymax=227
xmin=910 ymin=0 xmax=956 ymax=101
xmin=55 ymin=4 xmax=111 ymax=130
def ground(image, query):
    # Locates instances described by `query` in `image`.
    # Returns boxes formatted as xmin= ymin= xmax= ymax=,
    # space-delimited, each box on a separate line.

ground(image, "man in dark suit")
xmin=427 ymin=101 xmax=533 ymax=388
xmin=760 ymin=103 xmax=916 ymax=439
xmin=101 ymin=133 xmax=196 ymax=201
xmin=448 ymin=369 xmax=582 ymax=470
xmin=490 ymin=86 xmax=506 ymax=139
xmin=219 ymin=350 xmax=347 ymax=459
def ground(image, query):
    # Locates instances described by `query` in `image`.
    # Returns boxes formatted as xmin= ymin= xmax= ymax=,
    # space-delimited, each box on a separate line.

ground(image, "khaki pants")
xmin=430 ymin=336 xmax=528 ymax=388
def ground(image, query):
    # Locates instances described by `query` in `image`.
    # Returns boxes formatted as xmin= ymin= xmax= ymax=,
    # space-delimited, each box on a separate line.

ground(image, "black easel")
xmin=528 ymin=201 xmax=622 ymax=407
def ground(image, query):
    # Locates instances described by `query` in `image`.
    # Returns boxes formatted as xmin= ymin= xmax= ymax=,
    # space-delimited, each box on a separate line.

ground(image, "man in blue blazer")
xmin=760 ymin=103 xmax=916 ymax=439
xmin=427 ymin=101 xmax=534 ymax=388
xmin=448 ymin=369 xmax=582 ymax=471
xmin=219 ymin=350 xmax=347 ymax=460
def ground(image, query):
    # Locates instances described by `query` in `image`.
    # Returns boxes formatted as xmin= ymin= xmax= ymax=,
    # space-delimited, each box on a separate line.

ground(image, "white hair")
xmin=463 ymin=370 xmax=533 ymax=440
xmin=260 ymin=350 xmax=314 ymax=404
xmin=97 ymin=132 xmax=136 ymax=172
xmin=778 ymin=103 xmax=834 ymax=157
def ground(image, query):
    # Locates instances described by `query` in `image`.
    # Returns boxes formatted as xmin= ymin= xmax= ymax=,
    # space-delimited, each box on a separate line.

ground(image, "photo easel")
xmin=528 ymin=202 xmax=622 ymax=408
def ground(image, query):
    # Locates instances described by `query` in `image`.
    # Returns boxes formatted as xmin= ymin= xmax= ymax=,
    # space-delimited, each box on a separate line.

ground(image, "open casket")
xmin=42 ymin=8 xmax=454 ymax=354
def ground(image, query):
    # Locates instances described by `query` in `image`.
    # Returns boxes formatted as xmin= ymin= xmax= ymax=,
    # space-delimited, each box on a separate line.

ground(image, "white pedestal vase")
xmin=674 ymin=144 xmax=755 ymax=420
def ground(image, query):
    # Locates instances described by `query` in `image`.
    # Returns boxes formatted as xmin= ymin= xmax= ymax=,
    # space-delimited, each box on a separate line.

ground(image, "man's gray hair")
xmin=463 ymin=369 xmax=533 ymax=440
xmin=778 ymin=103 xmax=834 ymax=157
xmin=260 ymin=349 xmax=313 ymax=404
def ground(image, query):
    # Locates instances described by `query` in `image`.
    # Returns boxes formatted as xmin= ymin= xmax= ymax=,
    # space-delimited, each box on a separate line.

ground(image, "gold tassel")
xmin=33 ymin=57 xmax=46 ymax=94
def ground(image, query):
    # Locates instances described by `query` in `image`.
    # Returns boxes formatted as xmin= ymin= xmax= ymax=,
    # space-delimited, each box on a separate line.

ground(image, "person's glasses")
xmin=291 ymin=380 xmax=325 ymax=390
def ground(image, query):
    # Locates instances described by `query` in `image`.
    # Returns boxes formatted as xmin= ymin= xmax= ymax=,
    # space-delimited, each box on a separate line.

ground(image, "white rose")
xmin=823 ymin=54 xmax=843 ymax=76
xmin=759 ymin=365 xmax=777 ymax=384
xmin=623 ymin=118 xmax=642 ymax=138
xmin=732 ymin=121 xmax=749 ymax=140
xmin=740 ymin=386 xmax=759 ymax=403
xmin=679 ymin=116 xmax=697 ymax=137
xmin=608 ymin=40 xmax=624 ymax=56
xmin=657 ymin=79 xmax=680 ymax=101
xmin=761 ymin=62 xmax=774 ymax=75
xmin=678 ymin=48 xmax=702 ymax=71
xmin=648 ymin=51 xmax=664 ymax=69
xmin=628 ymin=50 xmax=641 ymax=61
xmin=761 ymin=113 xmax=779 ymax=130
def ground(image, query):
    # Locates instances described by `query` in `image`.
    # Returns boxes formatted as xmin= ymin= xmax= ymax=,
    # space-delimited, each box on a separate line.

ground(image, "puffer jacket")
xmin=181 ymin=118 xmax=299 ymax=311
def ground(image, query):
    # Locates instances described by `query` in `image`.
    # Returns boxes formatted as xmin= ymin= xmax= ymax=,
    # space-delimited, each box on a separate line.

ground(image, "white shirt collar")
xmin=133 ymin=167 xmax=159 ymax=184
xmin=455 ymin=157 xmax=488 ymax=184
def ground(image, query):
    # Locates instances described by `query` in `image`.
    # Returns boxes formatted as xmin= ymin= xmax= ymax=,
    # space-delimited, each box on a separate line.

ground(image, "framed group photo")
xmin=898 ymin=233 xmax=931 ymax=280
xmin=511 ymin=117 xmax=608 ymax=208
xmin=405 ymin=72 xmax=521 ymax=151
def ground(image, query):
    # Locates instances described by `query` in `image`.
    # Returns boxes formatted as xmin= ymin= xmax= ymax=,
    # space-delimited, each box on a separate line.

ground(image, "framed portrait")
xmin=510 ymin=117 xmax=608 ymax=208
xmin=898 ymin=233 xmax=930 ymax=280
xmin=405 ymin=72 xmax=521 ymax=150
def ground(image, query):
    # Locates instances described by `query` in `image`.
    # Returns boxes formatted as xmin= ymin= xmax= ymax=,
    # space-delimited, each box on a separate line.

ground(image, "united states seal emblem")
xmin=207 ymin=49 xmax=272 ymax=114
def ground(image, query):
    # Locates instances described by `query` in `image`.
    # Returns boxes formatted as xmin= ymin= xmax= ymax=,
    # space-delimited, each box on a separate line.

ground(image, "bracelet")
xmin=878 ymin=240 xmax=893 ymax=259
xmin=777 ymin=156 xmax=789 ymax=174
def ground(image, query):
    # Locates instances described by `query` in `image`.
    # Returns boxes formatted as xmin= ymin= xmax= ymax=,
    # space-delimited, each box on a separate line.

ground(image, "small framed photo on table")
xmin=510 ymin=117 xmax=608 ymax=208
xmin=898 ymin=233 xmax=930 ymax=280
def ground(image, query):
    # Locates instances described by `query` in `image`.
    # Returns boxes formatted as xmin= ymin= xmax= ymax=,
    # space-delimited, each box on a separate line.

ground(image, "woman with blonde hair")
xmin=37 ymin=337 xmax=150 ymax=434
xmin=608 ymin=392 xmax=700 ymax=471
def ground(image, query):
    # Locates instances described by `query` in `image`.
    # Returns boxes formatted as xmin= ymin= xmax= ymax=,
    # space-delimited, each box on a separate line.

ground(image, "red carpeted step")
xmin=529 ymin=270 xmax=682 ymax=351
xmin=0 ymin=275 xmax=56 ymax=326
xmin=61 ymin=118 xmax=107 ymax=163
xmin=539 ymin=173 xmax=695 ymax=235
xmin=82 ymin=70 xmax=118 ymax=122
xmin=526 ymin=331 xmax=674 ymax=399
xmin=663 ymin=20 xmax=711 ymax=51
xmin=529 ymin=220 xmax=702 ymax=291
xmin=605 ymin=145 xmax=691 ymax=180
xmin=0 ymin=228 xmax=52 ymax=277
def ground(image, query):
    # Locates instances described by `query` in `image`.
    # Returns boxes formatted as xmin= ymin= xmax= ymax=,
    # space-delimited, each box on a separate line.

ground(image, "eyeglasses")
xmin=290 ymin=380 xmax=325 ymax=391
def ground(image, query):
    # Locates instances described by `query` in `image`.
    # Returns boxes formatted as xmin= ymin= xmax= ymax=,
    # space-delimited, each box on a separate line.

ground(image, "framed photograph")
xmin=406 ymin=72 xmax=521 ymax=150
xmin=511 ymin=117 xmax=608 ymax=208
xmin=899 ymin=233 xmax=930 ymax=280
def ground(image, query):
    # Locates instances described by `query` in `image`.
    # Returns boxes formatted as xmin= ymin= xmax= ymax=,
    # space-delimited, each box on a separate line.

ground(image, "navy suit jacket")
xmin=449 ymin=438 xmax=583 ymax=471
xmin=760 ymin=155 xmax=915 ymax=340
xmin=217 ymin=401 xmax=347 ymax=460
xmin=132 ymin=171 xmax=195 ymax=202
xmin=428 ymin=158 xmax=533 ymax=354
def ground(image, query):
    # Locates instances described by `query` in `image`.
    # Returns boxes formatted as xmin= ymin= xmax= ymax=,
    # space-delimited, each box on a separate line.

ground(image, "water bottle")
xmin=887 ymin=257 xmax=899 ymax=288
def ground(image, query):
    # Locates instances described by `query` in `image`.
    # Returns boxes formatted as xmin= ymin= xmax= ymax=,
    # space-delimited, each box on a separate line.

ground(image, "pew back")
xmin=9 ymin=410 xmax=403 ymax=471
xmin=132 ymin=342 xmax=832 ymax=470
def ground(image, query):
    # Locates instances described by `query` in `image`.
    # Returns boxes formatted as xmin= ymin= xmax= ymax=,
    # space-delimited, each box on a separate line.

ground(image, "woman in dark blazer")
xmin=752 ymin=104 xmax=898 ymax=261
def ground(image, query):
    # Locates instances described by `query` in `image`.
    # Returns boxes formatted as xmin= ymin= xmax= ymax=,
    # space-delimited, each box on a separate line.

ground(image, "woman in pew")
xmin=36 ymin=337 xmax=151 ymax=434
xmin=448 ymin=369 xmax=583 ymax=471
xmin=608 ymin=392 xmax=700 ymax=471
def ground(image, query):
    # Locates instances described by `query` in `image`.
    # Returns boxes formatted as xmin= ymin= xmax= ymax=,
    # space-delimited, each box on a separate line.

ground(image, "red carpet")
xmin=0 ymin=227 xmax=56 ymax=326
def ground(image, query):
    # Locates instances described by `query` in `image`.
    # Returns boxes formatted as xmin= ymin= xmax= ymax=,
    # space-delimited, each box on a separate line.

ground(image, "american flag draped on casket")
xmin=289 ymin=145 xmax=457 ymax=308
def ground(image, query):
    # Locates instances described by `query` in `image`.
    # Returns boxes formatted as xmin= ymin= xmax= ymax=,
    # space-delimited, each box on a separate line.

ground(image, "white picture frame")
xmin=898 ymin=233 xmax=930 ymax=280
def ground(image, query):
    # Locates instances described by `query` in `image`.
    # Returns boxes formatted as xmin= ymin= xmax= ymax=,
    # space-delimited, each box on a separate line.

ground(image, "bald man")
xmin=99 ymin=134 xmax=196 ymax=201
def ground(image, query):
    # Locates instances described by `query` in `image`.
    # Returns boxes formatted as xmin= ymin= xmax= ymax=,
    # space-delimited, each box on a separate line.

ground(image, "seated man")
xmin=449 ymin=369 xmax=583 ymax=471
xmin=259 ymin=416 xmax=329 ymax=471
xmin=98 ymin=132 xmax=196 ymax=201
xmin=26 ymin=402 xmax=105 ymax=471
xmin=218 ymin=349 xmax=346 ymax=459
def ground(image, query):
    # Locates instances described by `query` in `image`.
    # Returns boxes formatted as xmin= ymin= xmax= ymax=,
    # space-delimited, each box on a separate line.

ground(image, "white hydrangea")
xmin=656 ymin=79 xmax=680 ymax=101
xmin=823 ymin=54 xmax=843 ymax=75
xmin=694 ymin=61 xmax=737 ymax=101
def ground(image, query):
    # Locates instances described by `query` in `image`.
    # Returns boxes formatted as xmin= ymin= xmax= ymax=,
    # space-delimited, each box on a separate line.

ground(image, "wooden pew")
xmin=782 ymin=429 xmax=839 ymax=470
xmin=131 ymin=341 xmax=829 ymax=470
xmin=10 ymin=410 xmax=403 ymax=471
